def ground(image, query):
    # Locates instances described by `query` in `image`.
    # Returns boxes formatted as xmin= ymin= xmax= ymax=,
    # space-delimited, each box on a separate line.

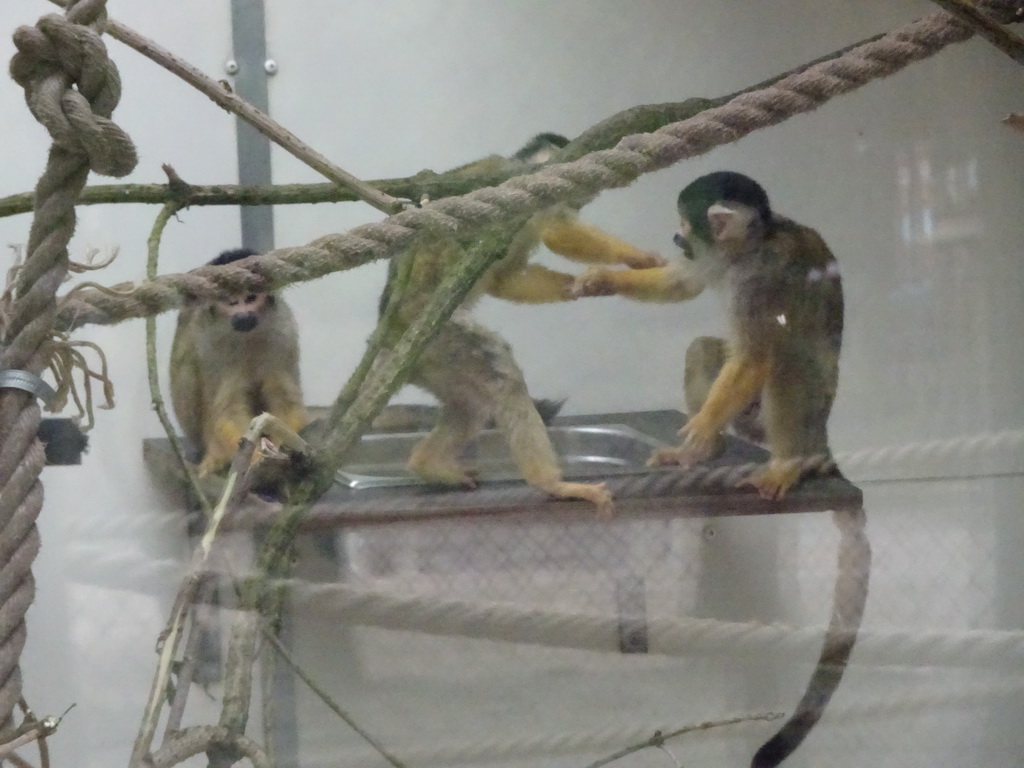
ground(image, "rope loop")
xmin=9 ymin=1 xmax=136 ymax=178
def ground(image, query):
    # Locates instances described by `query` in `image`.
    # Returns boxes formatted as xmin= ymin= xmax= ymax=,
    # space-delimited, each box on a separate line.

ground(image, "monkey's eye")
xmin=245 ymin=294 xmax=258 ymax=304
xmin=227 ymin=299 xmax=240 ymax=307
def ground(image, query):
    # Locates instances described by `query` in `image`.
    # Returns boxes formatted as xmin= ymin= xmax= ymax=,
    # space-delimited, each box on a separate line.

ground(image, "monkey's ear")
xmin=707 ymin=203 xmax=737 ymax=242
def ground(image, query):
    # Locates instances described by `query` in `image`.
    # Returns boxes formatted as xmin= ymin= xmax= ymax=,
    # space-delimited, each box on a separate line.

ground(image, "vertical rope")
xmin=0 ymin=0 xmax=136 ymax=730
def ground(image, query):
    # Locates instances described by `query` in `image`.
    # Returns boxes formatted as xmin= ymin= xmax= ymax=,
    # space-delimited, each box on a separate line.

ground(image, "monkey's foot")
xmin=622 ymin=250 xmax=666 ymax=270
xmin=548 ymin=481 xmax=614 ymax=516
xmin=408 ymin=457 xmax=479 ymax=489
xmin=570 ymin=267 xmax=618 ymax=298
xmin=739 ymin=461 xmax=802 ymax=500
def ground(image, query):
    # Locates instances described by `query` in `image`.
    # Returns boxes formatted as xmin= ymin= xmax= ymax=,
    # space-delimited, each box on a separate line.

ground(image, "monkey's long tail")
xmin=750 ymin=508 xmax=871 ymax=768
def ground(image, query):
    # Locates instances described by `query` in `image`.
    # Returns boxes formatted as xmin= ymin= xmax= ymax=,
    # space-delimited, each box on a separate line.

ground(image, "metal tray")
xmin=336 ymin=424 xmax=669 ymax=490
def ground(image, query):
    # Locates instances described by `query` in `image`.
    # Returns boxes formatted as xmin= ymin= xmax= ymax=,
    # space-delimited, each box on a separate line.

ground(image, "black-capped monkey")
xmin=377 ymin=133 xmax=664 ymax=514
xmin=170 ymin=248 xmax=308 ymax=476
xmin=573 ymin=171 xmax=843 ymax=500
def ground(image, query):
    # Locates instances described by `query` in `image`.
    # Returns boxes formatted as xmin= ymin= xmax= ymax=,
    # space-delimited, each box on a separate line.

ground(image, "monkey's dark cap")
xmin=208 ymin=247 xmax=259 ymax=267
xmin=512 ymin=133 xmax=570 ymax=162
xmin=677 ymin=171 xmax=772 ymax=240
xmin=532 ymin=132 xmax=570 ymax=148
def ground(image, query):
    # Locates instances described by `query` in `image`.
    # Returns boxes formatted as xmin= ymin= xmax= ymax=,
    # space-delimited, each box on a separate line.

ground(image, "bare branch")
xmin=148 ymin=726 xmax=270 ymax=768
xmin=262 ymin=630 xmax=409 ymax=768
xmin=44 ymin=0 xmax=405 ymax=214
xmin=143 ymin=200 xmax=213 ymax=517
xmin=582 ymin=712 xmax=784 ymax=768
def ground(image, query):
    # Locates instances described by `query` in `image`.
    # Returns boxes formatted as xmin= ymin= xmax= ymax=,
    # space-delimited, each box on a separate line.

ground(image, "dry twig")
xmin=582 ymin=712 xmax=784 ymax=768
xmin=262 ymin=630 xmax=408 ymax=768
xmin=43 ymin=0 xmax=405 ymax=215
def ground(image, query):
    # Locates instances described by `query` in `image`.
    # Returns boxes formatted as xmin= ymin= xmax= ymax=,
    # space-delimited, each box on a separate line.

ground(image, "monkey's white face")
xmin=525 ymin=147 xmax=557 ymax=164
xmin=673 ymin=218 xmax=695 ymax=257
xmin=213 ymin=292 xmax=272 ymax=333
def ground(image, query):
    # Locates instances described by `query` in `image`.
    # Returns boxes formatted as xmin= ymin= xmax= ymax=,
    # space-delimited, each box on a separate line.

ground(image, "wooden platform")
xmin=143 ymin=409 xmax=863 ymax=530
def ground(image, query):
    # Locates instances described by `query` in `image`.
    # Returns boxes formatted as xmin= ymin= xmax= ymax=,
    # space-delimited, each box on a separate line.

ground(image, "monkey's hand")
xmin=647 ymin=413 xmax=724 ymax=468
xmin=622 ymin=251 xmax=666 ymax=270
xmin=570 ymin=267 xmax=619 ymax=298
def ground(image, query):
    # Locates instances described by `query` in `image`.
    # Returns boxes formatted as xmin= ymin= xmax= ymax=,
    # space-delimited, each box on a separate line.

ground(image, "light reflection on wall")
xmin=890 ymin=142 xmax=989 ymax=436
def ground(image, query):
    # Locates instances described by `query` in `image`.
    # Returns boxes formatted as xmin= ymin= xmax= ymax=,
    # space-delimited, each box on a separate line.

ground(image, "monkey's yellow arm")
xmin=487 ymin=264 xmax=575 ymax=303
xmin=539 ymin=219 xmax=661 ymax=269
xmin=572 ymin=265 xmax=704 ymax=302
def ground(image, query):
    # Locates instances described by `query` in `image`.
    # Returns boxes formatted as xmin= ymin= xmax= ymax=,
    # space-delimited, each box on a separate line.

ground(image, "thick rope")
xmin=283 ymin=578 xmax=1024 ymax=670
xmin=837 ymin=428 xmax=1024 ymax=481
xmin=0 ymin=0 xmax=136 ymax=730
xmin=55 ymin=3 xmax=1015 ymax=330
xmin=614 ymin=455 xmax=837 ymax=498
xmin=618 ymin=426 xmax=1024 ymax=495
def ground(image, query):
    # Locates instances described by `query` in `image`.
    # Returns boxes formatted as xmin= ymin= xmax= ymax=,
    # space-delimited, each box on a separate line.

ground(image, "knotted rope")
xmin=55 ymin=2 xmax=1019 ymax=330
xmin=0 ymin=0 xmax=136 ymax=730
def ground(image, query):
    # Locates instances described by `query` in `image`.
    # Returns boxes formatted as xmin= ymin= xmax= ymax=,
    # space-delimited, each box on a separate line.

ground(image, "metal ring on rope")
xmin=0 ymin=371 xmax=57 ymax=406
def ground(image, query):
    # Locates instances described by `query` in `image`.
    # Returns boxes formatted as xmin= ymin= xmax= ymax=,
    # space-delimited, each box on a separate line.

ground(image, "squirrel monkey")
xmin=380 ymin=236 xmax=615 ymax=515
xmin=373 ymin=133 xmax=668 ymax=514
xmin=574 ymin=171 xmax=843 ymax=499
xmin=170 ymin=248 xmax=308 ymax=477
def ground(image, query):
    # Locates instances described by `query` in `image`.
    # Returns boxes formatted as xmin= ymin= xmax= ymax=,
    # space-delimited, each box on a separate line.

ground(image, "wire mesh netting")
xmin=193 ymin=474 xmax=1021 ymax=768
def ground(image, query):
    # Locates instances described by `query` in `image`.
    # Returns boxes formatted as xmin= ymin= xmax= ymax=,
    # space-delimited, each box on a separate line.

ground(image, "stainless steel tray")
xmin=336 ymin=424 xmax=669 ymax=490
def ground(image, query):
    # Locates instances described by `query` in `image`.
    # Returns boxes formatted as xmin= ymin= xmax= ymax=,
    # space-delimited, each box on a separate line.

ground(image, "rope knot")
xmin=8 ymin=0 xmax=137 ymax=178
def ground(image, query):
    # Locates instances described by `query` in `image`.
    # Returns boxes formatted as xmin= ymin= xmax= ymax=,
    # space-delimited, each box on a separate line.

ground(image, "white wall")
xmin=1 ymin=1 xmax=1022 ymax=766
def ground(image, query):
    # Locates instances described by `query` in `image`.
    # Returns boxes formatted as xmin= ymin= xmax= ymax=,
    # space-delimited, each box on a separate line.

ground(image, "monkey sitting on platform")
xmin=573 ymin=171 xmax=843 ymax=499
xmin=170 ymin=248 xmax=308 ymax=477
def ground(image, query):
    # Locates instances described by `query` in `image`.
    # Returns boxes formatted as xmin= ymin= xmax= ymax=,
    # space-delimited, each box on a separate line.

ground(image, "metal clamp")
xmin=0 ymin=369 xmax=57 ymax=406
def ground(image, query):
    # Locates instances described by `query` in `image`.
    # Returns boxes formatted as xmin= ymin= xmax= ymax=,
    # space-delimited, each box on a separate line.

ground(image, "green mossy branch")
xmin=0 ymin=26 xmax=896 ymax=220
